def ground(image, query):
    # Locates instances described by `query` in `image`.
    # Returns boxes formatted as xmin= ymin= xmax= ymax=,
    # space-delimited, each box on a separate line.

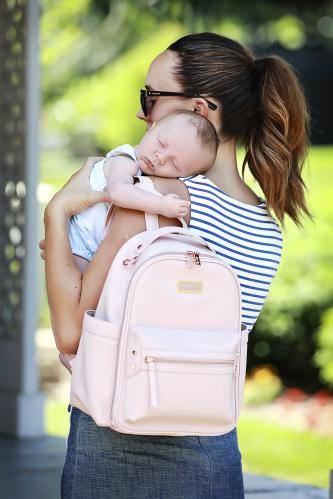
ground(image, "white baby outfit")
xmin=69 ymin=144 xmax=139 ymax=261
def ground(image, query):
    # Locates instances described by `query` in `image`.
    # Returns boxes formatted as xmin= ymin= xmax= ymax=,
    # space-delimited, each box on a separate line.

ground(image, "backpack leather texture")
xmin=69 ymin=177 xmax=249 ymax=436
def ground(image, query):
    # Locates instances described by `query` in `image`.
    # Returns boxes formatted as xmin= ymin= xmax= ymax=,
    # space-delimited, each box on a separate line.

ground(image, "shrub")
xmin=314 ymin=307 xmax=333 ymax=387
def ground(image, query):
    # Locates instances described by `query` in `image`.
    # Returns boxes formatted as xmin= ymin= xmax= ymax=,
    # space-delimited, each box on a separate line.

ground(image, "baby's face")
xmin=135 ymin=118 xmax=214 ymax=178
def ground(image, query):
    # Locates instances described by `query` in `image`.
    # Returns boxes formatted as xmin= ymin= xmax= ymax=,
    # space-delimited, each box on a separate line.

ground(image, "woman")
xmin=43 ymin=33 xmax=310 ymax=498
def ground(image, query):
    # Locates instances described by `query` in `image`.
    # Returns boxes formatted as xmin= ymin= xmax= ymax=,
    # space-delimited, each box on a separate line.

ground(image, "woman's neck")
xmin=205 ymin=139 xmax=260 ymax=205
xmin=206 ymin=139 xmax=239 ymax=188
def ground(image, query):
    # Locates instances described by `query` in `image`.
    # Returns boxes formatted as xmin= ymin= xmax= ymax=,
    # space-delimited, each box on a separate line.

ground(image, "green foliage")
xmin=42 ymin=23 xmax=185 ymax=155
xmin=315 ymin=307 xmax=333 ymax=386
xmin=45 ymin=400 xmax=70 ymax=437
xmin=239 ymin=146 xmax=333 ymax=391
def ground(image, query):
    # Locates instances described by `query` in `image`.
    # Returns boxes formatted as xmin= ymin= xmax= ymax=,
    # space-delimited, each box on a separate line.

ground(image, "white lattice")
xmin=0 ymin=0 xmax=26 ymax=339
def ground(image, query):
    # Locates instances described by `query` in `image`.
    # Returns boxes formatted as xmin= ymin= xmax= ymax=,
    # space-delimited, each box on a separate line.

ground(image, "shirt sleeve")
xmin=106 ymin=144 xmax=138 ymax=165
xmin=89 ymin=145 xmax=139 ymax=191
xmin=89 ymin=158 xmax=107 ymax=192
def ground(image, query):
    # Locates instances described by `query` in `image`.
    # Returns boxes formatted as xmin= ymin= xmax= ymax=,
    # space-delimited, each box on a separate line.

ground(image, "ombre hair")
xmin=168 ymin=33 xmax=311 ymax=226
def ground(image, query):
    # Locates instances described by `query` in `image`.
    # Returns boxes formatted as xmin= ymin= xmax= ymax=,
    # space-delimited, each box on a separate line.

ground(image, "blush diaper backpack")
xmin=69 ymin=177 xmax=249 ymax=436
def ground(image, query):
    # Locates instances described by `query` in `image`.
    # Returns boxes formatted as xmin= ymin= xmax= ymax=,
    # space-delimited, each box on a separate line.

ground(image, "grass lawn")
xmin=46 ymin=399 xmax=331 ymax=489
xmin=237 ymin=414 xmax=332 ymax=489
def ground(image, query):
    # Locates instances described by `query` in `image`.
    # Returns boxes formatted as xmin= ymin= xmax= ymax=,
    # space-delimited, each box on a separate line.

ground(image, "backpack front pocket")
xmin=144 ymin=352 xmax=236 ymax=413
xmin=113 ymin=326 xmax=241 ymax=435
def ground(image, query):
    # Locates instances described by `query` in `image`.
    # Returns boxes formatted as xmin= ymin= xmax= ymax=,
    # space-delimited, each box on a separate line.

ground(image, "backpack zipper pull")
xmin=194 ymin=252 xmax=201 ymax=265
xmin=186 ymin=251 xmax=201 ymax=267
xmin=145 ymin=356 xmax=158 ymax=409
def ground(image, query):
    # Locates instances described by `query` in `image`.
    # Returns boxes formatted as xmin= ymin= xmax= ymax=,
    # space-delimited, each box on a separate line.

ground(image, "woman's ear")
xmin=192 ymin=98 xmax=209 ymax=117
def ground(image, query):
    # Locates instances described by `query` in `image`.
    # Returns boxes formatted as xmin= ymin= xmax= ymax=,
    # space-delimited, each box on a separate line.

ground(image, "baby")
xmin=61 ymin=111 xmax=218 ymax=371
xmin=69 ymin=110 xmax=219 ymax=262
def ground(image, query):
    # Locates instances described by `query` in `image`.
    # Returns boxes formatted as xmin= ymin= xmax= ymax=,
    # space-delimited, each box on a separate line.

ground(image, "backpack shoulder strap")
xmin=104 ymin=176 xmax=187 ymax=235
xmin=134 ymin=177 xmax=160 ymax=230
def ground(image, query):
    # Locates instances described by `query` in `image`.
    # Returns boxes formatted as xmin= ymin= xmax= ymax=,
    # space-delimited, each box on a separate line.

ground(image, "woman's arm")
xmin=44 ymin=168 xmax=190 ymax=354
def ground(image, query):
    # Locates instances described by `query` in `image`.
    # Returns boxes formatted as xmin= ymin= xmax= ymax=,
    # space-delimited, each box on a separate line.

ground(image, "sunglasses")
xmin=140 ymin=89 xmax=218 ymax=117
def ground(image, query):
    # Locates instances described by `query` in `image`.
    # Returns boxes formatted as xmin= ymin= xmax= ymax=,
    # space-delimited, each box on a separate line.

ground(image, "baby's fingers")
xmin=165 ymin=193 xmax=180 ymax=200
xmin=177 ymin=206 xmax=189 ymax=216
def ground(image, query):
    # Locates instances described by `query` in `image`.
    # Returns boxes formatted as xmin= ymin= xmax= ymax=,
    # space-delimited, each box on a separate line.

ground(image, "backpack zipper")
xmin=145 ymin=355 xmax=234 ymax=365
xmin=145 ymin=355 xmax=235 ymax=410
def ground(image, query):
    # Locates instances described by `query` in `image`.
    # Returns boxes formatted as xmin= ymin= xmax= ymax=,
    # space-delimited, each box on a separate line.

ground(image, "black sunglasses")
xmin=140 ymin=89 xmax=218 ymax=117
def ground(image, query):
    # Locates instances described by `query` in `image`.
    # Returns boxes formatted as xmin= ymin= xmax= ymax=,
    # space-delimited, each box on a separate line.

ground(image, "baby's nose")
xmin=155 ymin=151 xmax=166 ymax=165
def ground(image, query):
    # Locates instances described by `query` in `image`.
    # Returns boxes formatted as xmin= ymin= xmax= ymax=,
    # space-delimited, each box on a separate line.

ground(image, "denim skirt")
xmin=61 ymin=407 xmax=244 ymax=499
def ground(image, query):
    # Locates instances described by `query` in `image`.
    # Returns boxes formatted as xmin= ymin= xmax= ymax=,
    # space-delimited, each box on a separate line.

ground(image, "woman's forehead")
xmin=145 ymin=50 xmax=181 ymax=91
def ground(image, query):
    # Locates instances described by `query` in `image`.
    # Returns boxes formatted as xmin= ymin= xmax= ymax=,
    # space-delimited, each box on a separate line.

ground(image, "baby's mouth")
xmin=143 ymin=156 xmax=154 ymax=171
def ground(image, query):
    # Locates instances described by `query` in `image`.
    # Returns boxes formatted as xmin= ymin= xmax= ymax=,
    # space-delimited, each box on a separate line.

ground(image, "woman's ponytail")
xmin=169 ymin=33 xmax=311 ymax=225
xmin=243 ymin=55 xmax=311 ymax=226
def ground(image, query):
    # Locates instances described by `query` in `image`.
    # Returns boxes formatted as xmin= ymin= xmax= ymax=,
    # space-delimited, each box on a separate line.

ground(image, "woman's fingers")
xmin=62 ymin=157 xmax=103 ymax=188
xmin=83 ymin=157 xmax=104 ymax=169
xmin=78 ymin=157 xmax=104 ymax=177
xmin=45 ymin=156 xmax=107 ymax=218
xmin=39 ymin=239 xmax=46 ymax=260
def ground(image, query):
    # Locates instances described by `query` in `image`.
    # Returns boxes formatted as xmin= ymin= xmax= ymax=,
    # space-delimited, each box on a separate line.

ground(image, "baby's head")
xmin=136 ymin=110 xmax=219 ymax=178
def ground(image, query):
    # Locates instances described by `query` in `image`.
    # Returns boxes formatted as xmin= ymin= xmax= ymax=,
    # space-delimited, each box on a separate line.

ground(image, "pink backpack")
xmin=69 ymin=177 xmax=249 ymax=436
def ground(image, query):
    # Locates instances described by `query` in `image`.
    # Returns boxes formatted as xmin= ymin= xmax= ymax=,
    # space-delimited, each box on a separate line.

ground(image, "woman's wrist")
xmin=44 ymin=197 xmax=70 ymax=225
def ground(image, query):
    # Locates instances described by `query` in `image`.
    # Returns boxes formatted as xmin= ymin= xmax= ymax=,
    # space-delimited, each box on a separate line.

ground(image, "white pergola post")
xmin=0 ymin=0 xmax=44 ymax=437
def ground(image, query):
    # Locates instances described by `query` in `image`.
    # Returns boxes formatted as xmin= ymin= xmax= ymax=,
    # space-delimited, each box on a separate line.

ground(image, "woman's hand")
xmin=45 ymin=157 xmax=108 ymax=219
xmin=39 ymin=238 xmax=46 ymax=260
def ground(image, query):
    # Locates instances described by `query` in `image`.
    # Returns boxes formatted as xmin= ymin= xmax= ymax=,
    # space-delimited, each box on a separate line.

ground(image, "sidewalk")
xmin=244 ymin=473 xmax=328 ymax=498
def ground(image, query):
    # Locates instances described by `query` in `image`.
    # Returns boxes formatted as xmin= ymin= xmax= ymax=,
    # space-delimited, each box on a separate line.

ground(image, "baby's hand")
xmin=160 ymin=193 xmax=190 ymax=218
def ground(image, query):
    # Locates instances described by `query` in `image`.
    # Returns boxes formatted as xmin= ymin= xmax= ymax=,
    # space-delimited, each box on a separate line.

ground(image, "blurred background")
xmin=38 ymin=0 xmax=333 ymax=489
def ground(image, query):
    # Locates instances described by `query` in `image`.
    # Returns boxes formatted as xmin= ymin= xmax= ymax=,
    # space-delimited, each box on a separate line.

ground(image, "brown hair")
xmin=168 ymin=33 xmax=311 ymax=226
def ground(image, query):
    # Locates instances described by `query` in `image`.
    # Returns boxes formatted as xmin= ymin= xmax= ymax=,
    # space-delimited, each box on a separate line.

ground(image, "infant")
xmin=61 ymin=111 xmax=218 ymax=371
xmin=69 ymin=110 xmax=218 ymax=262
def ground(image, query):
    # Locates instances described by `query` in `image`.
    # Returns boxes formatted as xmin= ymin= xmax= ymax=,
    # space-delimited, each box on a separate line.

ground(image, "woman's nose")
xmin=137 ymin=109 xmax=152 ymax=130
xmin=136 ymin=109 xmax=146 ymax=120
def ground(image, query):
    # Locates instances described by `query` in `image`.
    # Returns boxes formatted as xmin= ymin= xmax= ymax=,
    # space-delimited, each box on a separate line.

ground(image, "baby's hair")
xmin=158 ymin=110 xmax=220 ymax=154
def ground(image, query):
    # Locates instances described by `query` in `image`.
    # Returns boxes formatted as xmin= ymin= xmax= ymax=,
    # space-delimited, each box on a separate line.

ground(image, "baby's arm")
xmin=104 ymin=155 xmax=190 ymax=218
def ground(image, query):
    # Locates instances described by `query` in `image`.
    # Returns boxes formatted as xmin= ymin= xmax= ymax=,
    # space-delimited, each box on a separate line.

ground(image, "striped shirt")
xmin=180 ymin=174 xmax=283 ymax=332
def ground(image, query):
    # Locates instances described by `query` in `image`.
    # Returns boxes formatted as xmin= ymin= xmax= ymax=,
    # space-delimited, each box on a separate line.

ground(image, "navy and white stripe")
xmin=180 ymin=175 xmax=283 ymax=332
